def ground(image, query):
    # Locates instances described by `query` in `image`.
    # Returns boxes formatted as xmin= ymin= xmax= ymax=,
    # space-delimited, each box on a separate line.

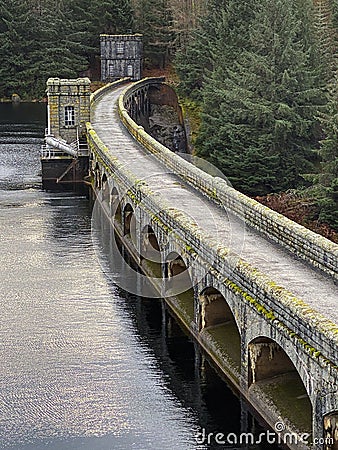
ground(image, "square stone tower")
xmin=46 ymin=77 xmax=91 ymax=144
xmin=100 ymin=34 xmax=142 ymax=82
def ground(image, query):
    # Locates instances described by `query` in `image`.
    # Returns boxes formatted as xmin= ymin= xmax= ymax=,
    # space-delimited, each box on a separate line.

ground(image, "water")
xmin=0 ymin=103 xmax=280 ymax=450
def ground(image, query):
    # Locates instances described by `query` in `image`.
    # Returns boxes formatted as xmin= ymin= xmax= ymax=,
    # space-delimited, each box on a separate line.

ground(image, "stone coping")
xmin=118 ymin=78 xmax=338 ymax=283
xmin=85 ymin=114 xmax=338 ymax=366
xmin=90 ymin=78 xmax=130 ymax=105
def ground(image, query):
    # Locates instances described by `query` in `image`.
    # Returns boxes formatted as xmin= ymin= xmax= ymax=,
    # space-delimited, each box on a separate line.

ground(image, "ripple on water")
xmin=0 ymin=189 xmax=201 ymax=450
xmin=0 ymin=105 xmax=279 ymax=450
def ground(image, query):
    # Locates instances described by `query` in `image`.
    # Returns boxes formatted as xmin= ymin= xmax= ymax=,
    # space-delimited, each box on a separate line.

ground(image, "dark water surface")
xmin=0 ymin=103 xmax=279 ymax=450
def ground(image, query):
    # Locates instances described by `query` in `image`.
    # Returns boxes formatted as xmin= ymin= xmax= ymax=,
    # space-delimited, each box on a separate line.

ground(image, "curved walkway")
xmin=91 ymin=84 xmax=337 ymax=326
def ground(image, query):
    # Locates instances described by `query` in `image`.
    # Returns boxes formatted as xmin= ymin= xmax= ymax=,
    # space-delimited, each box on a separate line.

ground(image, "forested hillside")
xmin=0 ymin=0 xmax=336 ymax=232
xmin=0 ymin=0 xmax=133 ymax=98
xmin=175 ymin=0 xmax=337 ymax=232
xmin=0 ymin=0 xmax=203 ymax=98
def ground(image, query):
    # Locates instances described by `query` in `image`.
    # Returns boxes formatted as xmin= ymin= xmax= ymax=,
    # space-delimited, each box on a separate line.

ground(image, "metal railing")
xmin=40 ymin=144 xmax=72 ymax=159
xmin=40 ymin=126 xmax=89 ymax=159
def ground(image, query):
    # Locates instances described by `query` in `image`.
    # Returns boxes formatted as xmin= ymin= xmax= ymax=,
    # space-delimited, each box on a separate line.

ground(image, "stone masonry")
xmin=100 ymin=34 xmax=142 ymax=82
xmin=46 ymin=77 xmax=91 ymax=144
xmin=86 ymin=79 xmax=338 ymax=449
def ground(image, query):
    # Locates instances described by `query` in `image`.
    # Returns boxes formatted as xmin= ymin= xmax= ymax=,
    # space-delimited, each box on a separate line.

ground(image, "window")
xmin=65 ymin=105 xmax=75 ymax=126
xmin=116 ymin=42 xmax=124 ymax=55
xmin=127 ymin=64 xmax=133 ymax=77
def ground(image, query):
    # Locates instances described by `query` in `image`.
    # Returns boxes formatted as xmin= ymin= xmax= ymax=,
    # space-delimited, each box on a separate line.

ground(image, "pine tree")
xmin=0 ymin=0 xmax=35 ymax=98
xmin=96 ymin=0 xmax=134 ymax=34
xmin=317 ymin=75 xmax=338 ymax=229
xmin=133 ymin=0 xmax=174 ymax=68
xmin=26 ymin=0 xmax=89 ymax=97
xmin=67 ymin=0 xmax=134 ymax=76
xmin=196 ymin=0 xmax=324 ymax=195
xmin=0 ymin=0 xmax=134 ymax=98
xmin=175 ymin=0 xmax=252 ymax=101
xmin=301 ymin=0 xmax=338 ymax=230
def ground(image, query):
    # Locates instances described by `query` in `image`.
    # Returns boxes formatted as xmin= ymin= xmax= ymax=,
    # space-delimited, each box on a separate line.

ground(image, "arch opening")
xmin=165 ymin=252 xmax=194 ymax=322
xmin=324 ymin=412 xmax=338 ymax=449
xmin=123 ymin=203 xmax=134 ymax=236
xmin=200 ymin=287 xmax=234 ymax=329
xmin=165 ymin=252 xmax=188 ymax=278
xmin=199 ymin=287 xmax=241 ymax=372
xmin=248 ymin=337 xmax=312 ymax=435
xmin=249 ymin=337 xmax=297 ymax=384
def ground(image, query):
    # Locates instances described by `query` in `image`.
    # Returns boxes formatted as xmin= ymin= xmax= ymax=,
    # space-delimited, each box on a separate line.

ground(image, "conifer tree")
xmin=133 ymin=0 xmax=174 ymax=68
xmin=0 ymin=0 xmax=35 ymax=97
xmin=26 ymin=0 xmax=89 ymax=97
xmin=66 ymin=0 xmax=134 ymax=72
xmin=196 ymin=0 xmax=324 ymax=195
xmin=300 ymin=0 xmax=337 ymax=229
xmin=0 ymin=0 xmax=134 ymax=98
xmin=175 ymin=0 xmax=256 ymax=100
xmin=175 ymin=0 xmax=229 ymax=100
xmin=317 ymin=75 xmax=338 ymax=229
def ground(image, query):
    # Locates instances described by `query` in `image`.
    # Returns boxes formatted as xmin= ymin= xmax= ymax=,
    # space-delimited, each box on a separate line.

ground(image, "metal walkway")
xmin=91 ymin=84 xmax=337 ymax=325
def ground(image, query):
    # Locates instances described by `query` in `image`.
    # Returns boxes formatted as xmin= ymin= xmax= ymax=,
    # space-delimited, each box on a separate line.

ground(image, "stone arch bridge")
xmin=86 ymin=78 xmax=337 ymax=449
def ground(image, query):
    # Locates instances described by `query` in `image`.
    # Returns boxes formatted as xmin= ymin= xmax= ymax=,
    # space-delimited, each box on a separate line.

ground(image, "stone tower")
xmin=46 ymin=77 xmax=91 ymax=144
xmin=100 ymin=34 xmax=142 ymax=82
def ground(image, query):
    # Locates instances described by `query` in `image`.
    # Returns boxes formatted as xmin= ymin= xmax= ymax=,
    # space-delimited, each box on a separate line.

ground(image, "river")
xmin=0 ymin=103 xmax=280 ymax=450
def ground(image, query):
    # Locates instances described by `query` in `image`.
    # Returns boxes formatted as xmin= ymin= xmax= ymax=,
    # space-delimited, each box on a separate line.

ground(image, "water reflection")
xmin=0 ymin=103 xmax=45 ymax=190
xmin=0 ymin=103 xmax=281 ymax=450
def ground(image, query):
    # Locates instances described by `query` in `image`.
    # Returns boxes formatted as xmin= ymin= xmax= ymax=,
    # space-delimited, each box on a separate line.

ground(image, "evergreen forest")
xmin=0 ymin=0 xmax=337 ymax=232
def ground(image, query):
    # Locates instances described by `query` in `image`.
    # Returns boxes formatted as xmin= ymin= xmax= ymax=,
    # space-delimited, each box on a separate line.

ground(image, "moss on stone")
xmin=258 ymin=373 xmax=312 ymax=434
xmin=206 ymin=322 xmax=241 ymax=370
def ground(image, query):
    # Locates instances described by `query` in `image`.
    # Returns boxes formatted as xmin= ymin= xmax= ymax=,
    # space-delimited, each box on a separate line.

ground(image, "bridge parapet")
xmin=87 ymin=80 xmax=338 ymax=445
xmin=86 ymin=120 xmax=338 ymax=369
xmin=90 ymin=78 xmax=130 ymax=105
xmin=117 ymin=79 xmax=338 ymax=282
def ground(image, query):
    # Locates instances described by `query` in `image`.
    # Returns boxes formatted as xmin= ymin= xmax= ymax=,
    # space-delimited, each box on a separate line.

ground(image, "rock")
xmin=148 ymin=105 xmax=186 ymax=152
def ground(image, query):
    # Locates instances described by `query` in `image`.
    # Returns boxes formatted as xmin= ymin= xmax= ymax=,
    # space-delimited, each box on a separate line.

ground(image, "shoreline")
xmin=0 ymin=98 xmax=46 ymax=104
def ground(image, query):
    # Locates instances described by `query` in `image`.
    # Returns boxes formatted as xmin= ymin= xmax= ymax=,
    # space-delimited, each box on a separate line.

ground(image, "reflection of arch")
xmin=323 ymin=412 xmax=338 ymax=449
xmin=123 ymin=203 xmax=134 ymax=236
xmin=248 ymin=337 xmax=312 ymax=433
xmin=199 ymin=287 xmax=241 ymax=370
xmin=111 ymin=186 xmax=121 ymax=221
xmin=94 ymin=162 xmax=100 ymax=189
